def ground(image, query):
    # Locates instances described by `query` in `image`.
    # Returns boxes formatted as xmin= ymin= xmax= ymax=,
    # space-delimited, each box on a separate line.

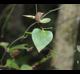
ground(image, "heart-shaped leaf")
xmin=40 ymin=18 xmax=51 ymax=24
xmin=32 ymin=28 xmax=53 ymax=52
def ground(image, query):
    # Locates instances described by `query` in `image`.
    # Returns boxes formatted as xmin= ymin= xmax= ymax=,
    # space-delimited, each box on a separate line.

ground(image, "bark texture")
xmin=50 ymin=4 xmax=80 ymax=70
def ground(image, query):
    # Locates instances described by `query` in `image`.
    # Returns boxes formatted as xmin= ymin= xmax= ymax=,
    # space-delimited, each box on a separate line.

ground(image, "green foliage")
xmin=32 ymin=28 xmax=53 ymax=52
xmin=5 ymin=59 xmax=19 ymax=69
xmin=4 ymin=57 xmax=32 ymax=70
xmin=20 ymin=64 xmax=32 ymax=70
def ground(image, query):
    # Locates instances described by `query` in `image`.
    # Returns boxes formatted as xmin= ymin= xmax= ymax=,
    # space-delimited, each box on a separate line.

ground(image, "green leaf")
xmin=20 ymin=64 xmax=32 ymax=70
xmin=40 ymin=18 xmax=51 ymax=24
xmin=23 ymin=15 xmax=35 ymax=19
xmin=32 ymin=28 xmax=53 ymax=52
xmin=5 ymin=59 xmax=19 ymax=69
xmin=8 ymin=44 xmax=28 ymax=53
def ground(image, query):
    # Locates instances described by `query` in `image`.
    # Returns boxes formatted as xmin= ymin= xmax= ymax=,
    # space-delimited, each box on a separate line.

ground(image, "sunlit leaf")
xmin=32 ymin=28 xmax=53 ymax=52
xmin=5 ymin=59 xmax=19 ymax=69
xmin=40 ymin=18 xmax=51 ymax=24
xmin=20 ymin=64 xmax=32 ymax=70
xmin=23 ymin=15 xmax=35 ymax=19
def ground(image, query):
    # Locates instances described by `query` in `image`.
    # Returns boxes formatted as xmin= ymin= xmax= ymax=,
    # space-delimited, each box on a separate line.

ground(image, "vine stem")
xmin=41 ymin=6 xmax=63 ymax=18
xmin=8 ymin=35 xmax=24 ymax=48
xmin=35 ymin=4 xmax=38 ymax=14
xmin=0 ymin=51 xmax=6 ymax=65
xmin=8 ymin=22 xmax=37 ymax=48
xmin=24 ymin=22 xmax=37 ymax=33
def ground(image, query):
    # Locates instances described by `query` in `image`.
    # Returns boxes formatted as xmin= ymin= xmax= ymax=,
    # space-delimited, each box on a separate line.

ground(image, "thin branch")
xmin=8 ymin=35 xmax=24 ymax=48
xmin=42 ymin=6 xmax=63 ymax=18
xmin=24 ymin=22 xmax=37 ymax=33
xmin=35 ymin=4 xmax=38 ymax=14
xmin=8 ymin=22 xmax=37 ymax=48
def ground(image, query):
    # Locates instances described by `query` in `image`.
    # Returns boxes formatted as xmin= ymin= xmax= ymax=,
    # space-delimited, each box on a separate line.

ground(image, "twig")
xmin=23 ymin=22 xmax=37 ymax=38
xmin=24 ymin=22 xmax=37 ymax=33
xmin=8 ymin=35 xmax=24 ymax=48
xmin=42 ymin=6 xmax=63 ymax=18
xmin=8 ymin=22 xmax=37 ymax=48
xmin=35 ymin=4 xmax=38 ymax=14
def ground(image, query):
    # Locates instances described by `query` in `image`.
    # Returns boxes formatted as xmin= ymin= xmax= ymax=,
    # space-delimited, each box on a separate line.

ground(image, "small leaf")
xmin=32 ymin=28 xmax=53 ymax=52
xmin=40 ymin=18 xmax=51 ymax=24
xmin=8 ymin=44 xmax=28 ymax=53
xmin=5 ymin=59 xmax=19 ymax=69
xmin=20 ymin=64 xmax=32 ymax=70
xmin=23 ymin=15 xmax=35 ymax=19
